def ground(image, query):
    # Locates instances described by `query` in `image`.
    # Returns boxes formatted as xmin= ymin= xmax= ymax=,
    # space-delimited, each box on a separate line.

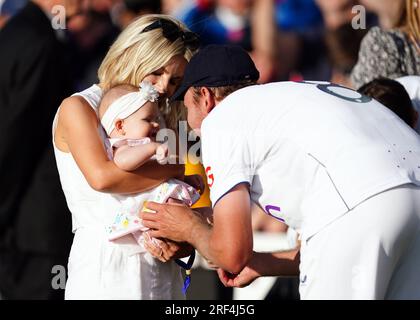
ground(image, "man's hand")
xmin=140 ymin=202 xmax=201 ymax=243
xmin=143 ymin=233 xmax=194 ymax=262
xmin=217 ymin=266 xmax=261 ymax=288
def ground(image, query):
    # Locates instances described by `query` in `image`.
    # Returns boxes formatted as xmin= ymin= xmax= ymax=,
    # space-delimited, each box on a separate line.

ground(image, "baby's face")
xmin=121 ymin=101 xmax=160 ymax=140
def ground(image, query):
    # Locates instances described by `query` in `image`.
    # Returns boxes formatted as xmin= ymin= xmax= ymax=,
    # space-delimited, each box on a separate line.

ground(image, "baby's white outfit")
xmin=104 ymin=137 xmax=199 ymax=251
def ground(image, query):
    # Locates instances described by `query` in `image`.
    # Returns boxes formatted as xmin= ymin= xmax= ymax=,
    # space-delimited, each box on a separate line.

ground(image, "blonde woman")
xmin=53 ymin=15 xmax=199 ymax=299
xmin=351 ymin=0 xmax=420 ymax=88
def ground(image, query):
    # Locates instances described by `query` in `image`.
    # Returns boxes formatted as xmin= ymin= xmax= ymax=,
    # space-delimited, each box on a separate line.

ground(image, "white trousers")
xmin=299 ymin=184 xmax=420 ymax=299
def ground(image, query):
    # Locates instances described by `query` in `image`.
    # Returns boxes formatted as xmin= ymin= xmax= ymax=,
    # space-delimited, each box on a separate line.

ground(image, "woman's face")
xmin=143 ymin=54 xmax=188 ymax=99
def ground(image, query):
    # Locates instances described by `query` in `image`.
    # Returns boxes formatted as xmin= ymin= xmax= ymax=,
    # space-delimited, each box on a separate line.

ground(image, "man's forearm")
xmin=186 ymin=214 xmax=215 ymax=262
xmin=186 ymin=213 xmax=249 ymax=274
xmin=186 ymin=213 xmax=229 ymax=270
xmin=253 ymin=249 xmax=300 ymax=277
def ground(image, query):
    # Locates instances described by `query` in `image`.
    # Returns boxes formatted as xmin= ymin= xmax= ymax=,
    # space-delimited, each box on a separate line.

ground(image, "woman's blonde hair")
xmin=98 ymin=14 xmax=196 ymax=130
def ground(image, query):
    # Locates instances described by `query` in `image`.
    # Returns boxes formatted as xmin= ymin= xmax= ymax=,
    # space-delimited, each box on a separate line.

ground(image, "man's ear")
xmin=200 ymin=87 xmax=216 ymax=114
xmin=115 ymin=119 xmax=125 ymax=135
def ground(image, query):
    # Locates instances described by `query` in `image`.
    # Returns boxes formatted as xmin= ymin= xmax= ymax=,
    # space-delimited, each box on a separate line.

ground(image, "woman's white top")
xmin=52 ymin=85 xmax=116 ymax=232
xmin=201 ymin=81 xmax=420 ymax=241
xmin=52 ymin=85 xmax=183 ymax=299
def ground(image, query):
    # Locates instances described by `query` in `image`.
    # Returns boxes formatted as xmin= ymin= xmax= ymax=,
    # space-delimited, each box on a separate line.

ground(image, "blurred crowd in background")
xmin=0 ymin=0 xmax=403 ymax=89
xmin=0 ymin=0 xmax=419 ymax=300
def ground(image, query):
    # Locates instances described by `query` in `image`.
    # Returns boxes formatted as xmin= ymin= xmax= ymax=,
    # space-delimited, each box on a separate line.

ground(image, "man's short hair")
xmin=192 ymin=80 xmax=257 ymax=103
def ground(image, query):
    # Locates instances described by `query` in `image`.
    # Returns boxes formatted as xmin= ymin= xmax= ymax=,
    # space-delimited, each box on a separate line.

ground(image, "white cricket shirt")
xmin=201 ymin=81 xmax=420 ymax=240
xmin=397 ymin=76 xmax=420 ymax=134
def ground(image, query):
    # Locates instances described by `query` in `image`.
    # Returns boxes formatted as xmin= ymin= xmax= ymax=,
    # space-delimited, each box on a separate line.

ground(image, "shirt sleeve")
xmin=201 ymin=122 xmax=255 ymax=207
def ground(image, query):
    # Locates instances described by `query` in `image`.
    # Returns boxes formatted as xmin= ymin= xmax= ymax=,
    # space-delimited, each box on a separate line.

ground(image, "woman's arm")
xmin=113 ymin=143 xmax=160 ymax=172
xmin=57 ymin=96 xmax=184 ymax=193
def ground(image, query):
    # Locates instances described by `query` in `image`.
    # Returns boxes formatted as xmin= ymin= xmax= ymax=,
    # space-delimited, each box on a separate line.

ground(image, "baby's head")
xmin=99 ymin=82 xmax=160 ymax=139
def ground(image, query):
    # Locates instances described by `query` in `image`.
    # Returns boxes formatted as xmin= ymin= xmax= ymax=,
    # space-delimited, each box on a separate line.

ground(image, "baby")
xmin=98 ymin=81 xmax=200 ymax=251
xmin=99 ymin=82 xmax=167 ymax=169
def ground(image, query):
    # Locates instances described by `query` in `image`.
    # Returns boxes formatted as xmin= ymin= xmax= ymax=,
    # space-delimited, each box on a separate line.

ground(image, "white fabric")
xmin=396 ymin=75 xmax=420 ymax=134
xmin=201 ymin=81 xmax=420 ymax=240
xmin=101 ymin=82 xmax=159 ymax=136
xmin=52 ymin=84 xmax=183 ymax=300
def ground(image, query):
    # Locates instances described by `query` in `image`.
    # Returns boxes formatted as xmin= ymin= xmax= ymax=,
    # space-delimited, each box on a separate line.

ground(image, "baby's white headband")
xmin=101 ymin=81 xmax=159 ymax=136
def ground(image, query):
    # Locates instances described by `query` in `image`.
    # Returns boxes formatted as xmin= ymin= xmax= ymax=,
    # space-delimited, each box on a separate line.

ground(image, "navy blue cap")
xmin=170 ymin=45 xmax=259 ymax=102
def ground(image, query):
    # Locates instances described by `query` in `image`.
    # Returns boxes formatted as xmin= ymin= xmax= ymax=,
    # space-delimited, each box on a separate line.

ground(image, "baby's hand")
xmin=155 ymin=144 xmax=169 ymax=164
xmin=184 ymin=174 xmax=205 ymax=195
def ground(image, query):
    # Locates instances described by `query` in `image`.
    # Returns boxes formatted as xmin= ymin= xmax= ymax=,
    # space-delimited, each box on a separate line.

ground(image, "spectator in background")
xmin=0 ymin=0 xmax=87 ymax=299
xmin=274 ymin=0 xmax=327 ymax=81
xmin=113 ymin=0 xmax=162 ymax=29
xmin=316 ymin=0 xmax=368 ymax=87
xmin=276 ymin=0 xmax=322 ymax=32
xmin=182 ymin=0 xmax=253 ymax=48
xmin=0 ymin=0 xmax=27 ymax=28
xmin=0 ymin=0 xmax=6 ymax=28
xmin=181 ymin=0 xmax=277 ymax=83
xmin=162 ymin=0 xmax=193 ymax=17
xmin=351 ymin=0 xmax=420 ymax=88
xmin=315 ymin=0 xmax=356 ymax=30
xmin=67 ymin=0 xmax=121 ymax=90
xmin=325 ymin=24 xmax=367 ymax=87
xmin=359 ymin=0 xmax=406 ymax=30
xmin=358 ymin=78 xmax=419 ymax=129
